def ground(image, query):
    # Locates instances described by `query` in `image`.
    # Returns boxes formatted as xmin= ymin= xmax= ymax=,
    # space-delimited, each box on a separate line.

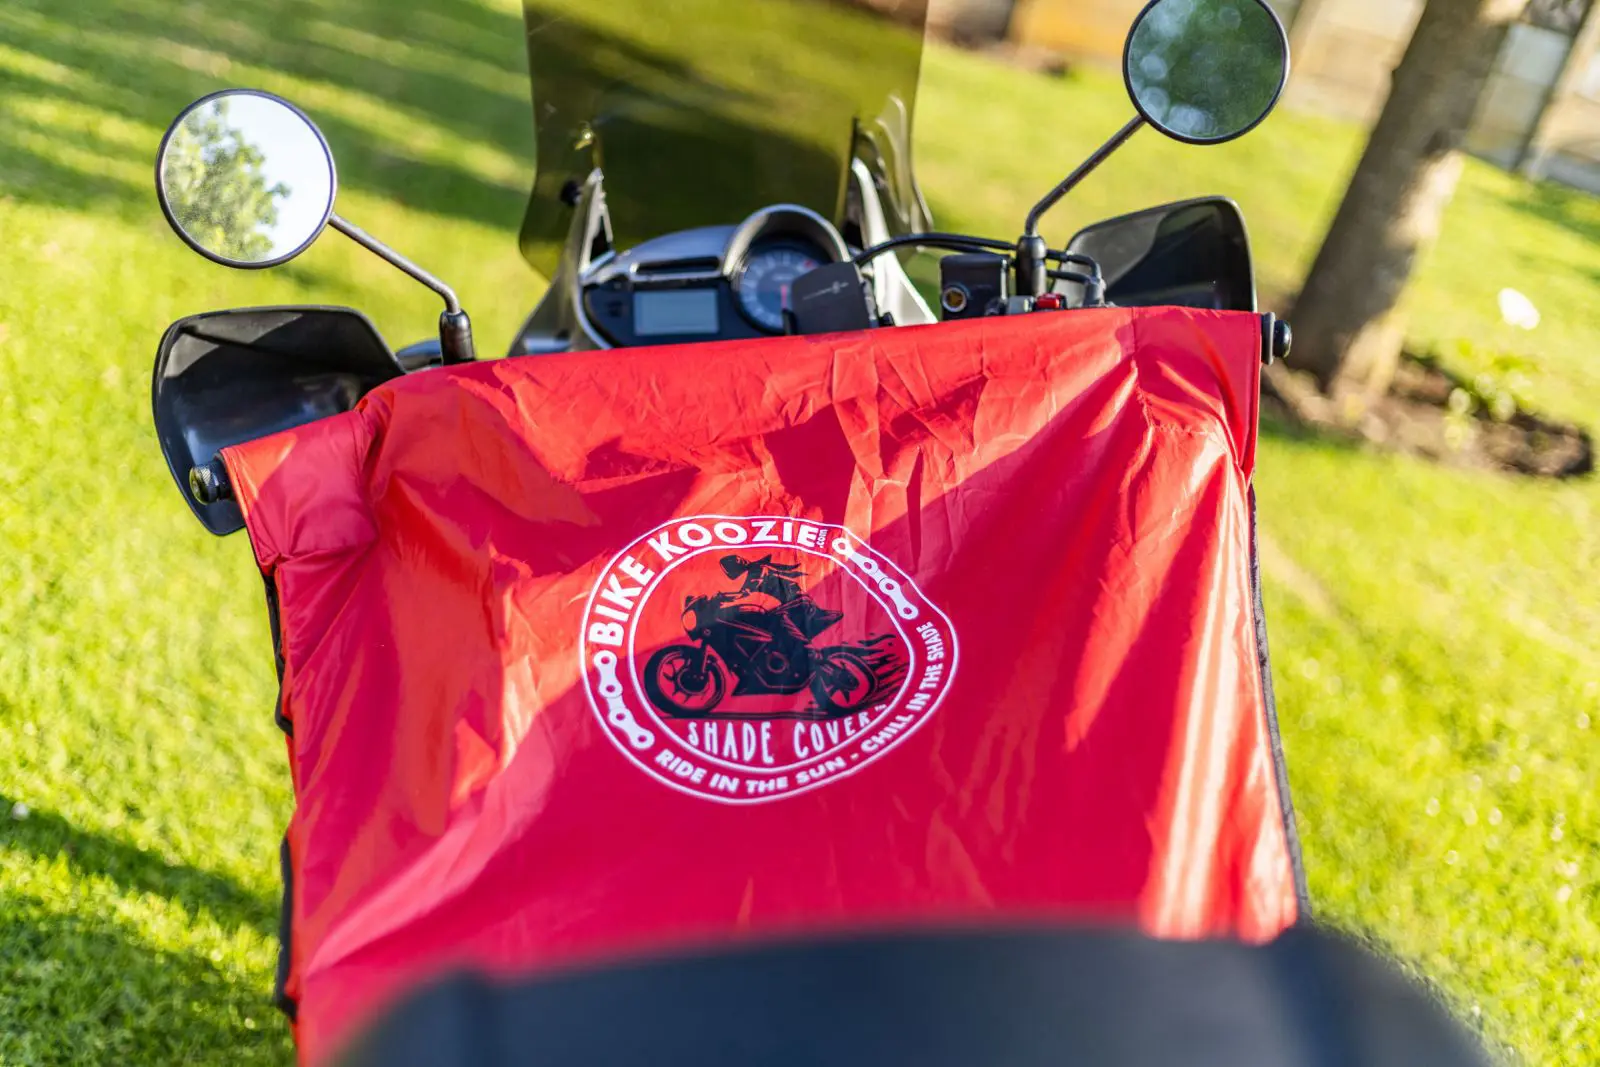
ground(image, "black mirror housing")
xmin=1066 ymin=197 xmax=1256 ymax=313
xmin=152 ymin=307 xmax=403 ymax=535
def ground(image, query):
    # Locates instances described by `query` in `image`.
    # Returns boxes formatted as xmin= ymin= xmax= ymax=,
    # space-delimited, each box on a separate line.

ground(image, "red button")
xmin=1034 ymin=293 xmax=1066 ymax=310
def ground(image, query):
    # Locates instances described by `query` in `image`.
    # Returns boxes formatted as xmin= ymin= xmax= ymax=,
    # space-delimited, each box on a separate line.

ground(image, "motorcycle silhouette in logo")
xmin=643 ymin=554 xmax=906 ymax=720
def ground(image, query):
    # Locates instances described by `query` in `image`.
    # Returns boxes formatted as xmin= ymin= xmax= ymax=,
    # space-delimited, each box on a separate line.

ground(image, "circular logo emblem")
xmin=580 ymin=516 xmax=958 ymax=804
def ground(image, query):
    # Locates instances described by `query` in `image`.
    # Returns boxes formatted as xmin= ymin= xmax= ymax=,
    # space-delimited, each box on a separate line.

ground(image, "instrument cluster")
xmin=734 ymin=246 xmax=824 ymax=332
xmin=580 ymin=205 xmax=849 ymax=348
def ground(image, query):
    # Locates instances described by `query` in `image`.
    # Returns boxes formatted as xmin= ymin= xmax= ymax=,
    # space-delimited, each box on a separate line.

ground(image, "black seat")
xmin=337 ymin=924 xmax=1489 ymax=1067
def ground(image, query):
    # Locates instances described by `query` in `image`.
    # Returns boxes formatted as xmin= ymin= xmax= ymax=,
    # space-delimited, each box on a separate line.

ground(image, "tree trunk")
xmin=1290 ymin=0 xmax=1528 ymax=402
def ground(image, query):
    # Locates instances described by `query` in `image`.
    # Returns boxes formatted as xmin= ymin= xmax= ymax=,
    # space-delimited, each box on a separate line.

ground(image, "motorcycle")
xmin=643 ymin=556 xmax=905 ymax=720
xmin=153 ymin=0 xmax=1288 ymax=533
xmin=144 ymin=0 xmax=1490 ymax=1064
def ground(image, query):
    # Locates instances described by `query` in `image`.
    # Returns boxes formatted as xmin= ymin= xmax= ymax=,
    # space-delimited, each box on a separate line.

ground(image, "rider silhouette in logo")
xmin=641 ymin=553 xmax=905 ymax=720
xmin=719 ymin=554 xmax=843 ymax=645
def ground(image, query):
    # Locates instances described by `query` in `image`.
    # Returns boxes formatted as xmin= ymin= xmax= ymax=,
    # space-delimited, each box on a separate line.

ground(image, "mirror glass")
xmin=1124 ymin=0 xmax=1289 ymax=145
xmin=157 ymin=91 xmax=336 ymax=267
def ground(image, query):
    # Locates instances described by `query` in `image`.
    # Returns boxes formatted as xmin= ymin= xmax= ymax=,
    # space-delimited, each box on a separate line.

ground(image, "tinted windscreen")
xmin=519 ymin=0 xmax=928 ymax=277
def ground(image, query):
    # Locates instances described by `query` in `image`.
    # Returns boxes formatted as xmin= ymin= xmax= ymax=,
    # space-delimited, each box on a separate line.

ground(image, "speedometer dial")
xmin=737 ymin=247 xmax=822 ymax=332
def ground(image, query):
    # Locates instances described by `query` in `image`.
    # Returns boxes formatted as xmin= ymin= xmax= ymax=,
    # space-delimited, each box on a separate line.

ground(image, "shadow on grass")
xmin=0 ymin=900 xmax=291 ymax=1065
xmin=1493 ymin=176 xmax=1600 ymax=291
xmin=0 ymin=0 xmax=534 ymax=231
xmin=0 ymin=797 xmax=277 ymax=938
xmin=0 ymin=0 xmax=872 ymax=254
xmin=1257 ymin=403 xmax=1361 ymax=454
xmin=1501 ymin=177 xmax=1600 ymax=246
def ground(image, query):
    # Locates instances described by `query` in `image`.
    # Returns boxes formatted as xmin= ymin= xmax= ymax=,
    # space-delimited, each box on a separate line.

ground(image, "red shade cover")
xmin=222 ymin=307 xmax=1300 ymax=1065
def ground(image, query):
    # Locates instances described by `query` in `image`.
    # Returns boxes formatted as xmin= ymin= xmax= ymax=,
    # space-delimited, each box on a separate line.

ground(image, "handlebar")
xmin=851 ymin=233 xmax=1017 ymax=266
xmin=851 ymin=232 xmax=1107 ymax=310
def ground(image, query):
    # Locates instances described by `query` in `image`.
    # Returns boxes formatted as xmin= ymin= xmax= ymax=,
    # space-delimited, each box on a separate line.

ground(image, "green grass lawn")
xmin=1 ymin=0 xmax=1596 ymax=1063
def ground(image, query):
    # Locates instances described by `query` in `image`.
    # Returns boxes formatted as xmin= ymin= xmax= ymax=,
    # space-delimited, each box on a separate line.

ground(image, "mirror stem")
xmin=329 ymin=215 xmax=460 ymax=313
xmin=329 ymin=214 xmax=476 ymax=363
xmin=1023 ymin=116 xmax=1145 ymax=238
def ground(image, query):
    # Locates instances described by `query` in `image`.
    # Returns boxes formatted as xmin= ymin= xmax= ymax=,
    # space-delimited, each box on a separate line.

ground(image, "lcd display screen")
xmin=633 ymin=289 xmax=720 ymax=337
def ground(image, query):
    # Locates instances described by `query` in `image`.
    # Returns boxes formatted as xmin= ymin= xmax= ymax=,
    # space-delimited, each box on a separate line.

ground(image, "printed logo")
xmin=580 ymin=516 xmax=958 ymax=803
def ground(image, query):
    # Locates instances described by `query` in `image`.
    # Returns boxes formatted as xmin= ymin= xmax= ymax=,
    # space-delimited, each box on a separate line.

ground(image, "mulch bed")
xmin=1263 ymin=355 xmax=1594 ymax=479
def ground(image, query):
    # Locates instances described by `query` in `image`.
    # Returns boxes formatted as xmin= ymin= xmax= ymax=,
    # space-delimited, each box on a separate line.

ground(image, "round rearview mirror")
xmin=1124 ymin=0 xmax=1290 ymax=145
xmin=156 ymin=90 xmax=336 ymax=268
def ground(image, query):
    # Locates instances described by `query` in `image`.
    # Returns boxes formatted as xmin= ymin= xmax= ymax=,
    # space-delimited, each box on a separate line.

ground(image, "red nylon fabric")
xmin=223 ymin=307 xmax=1298 ymax=1065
